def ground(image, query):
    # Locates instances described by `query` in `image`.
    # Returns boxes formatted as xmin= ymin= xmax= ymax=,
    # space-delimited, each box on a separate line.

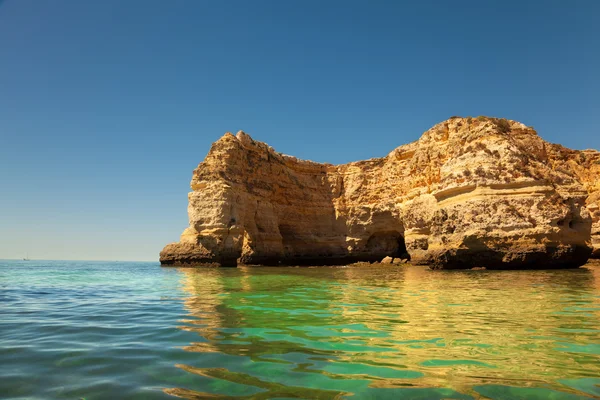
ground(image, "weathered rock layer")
xmin=160 ymin=117 xmax=600 ymax=269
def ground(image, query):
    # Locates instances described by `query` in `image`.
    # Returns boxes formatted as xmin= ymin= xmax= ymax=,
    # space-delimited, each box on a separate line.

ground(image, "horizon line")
xmin=0 ymin=258 xmax=159 ymax=263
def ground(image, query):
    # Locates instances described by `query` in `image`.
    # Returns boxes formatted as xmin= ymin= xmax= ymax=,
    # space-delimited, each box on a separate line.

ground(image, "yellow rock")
xmin=160 ymin=117 xmax=600 ymax=269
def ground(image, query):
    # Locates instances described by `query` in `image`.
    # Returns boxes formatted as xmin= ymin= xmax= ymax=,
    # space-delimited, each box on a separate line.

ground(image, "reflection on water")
xmin=168 ymin=265 xmax=600 ymax=399
xmin=0 ymin=261 xmax=599 ymax=399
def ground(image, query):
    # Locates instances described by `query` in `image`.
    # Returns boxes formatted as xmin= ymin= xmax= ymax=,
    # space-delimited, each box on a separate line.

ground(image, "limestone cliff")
xmin=160 ymin=117 xmax=600 ymax=269
xmin=548 ymin=146 xmax=600 ymax=258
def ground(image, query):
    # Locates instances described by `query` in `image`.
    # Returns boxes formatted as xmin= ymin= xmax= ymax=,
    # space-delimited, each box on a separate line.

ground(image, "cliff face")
xmin=160 ymin=117 xmax=600 ymax=269
xmin=550 ymin=147 xmax=600 ymax=258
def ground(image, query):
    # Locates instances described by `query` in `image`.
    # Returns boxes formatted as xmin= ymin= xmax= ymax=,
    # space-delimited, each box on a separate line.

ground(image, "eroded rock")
xmin=160 ymin=117 xmax=599 ymax=269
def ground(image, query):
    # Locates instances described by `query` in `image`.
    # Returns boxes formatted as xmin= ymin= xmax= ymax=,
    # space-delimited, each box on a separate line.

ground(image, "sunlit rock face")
xmin=160 ymin=117 xmax=599 ymax=269
xmin=551 ymin=147 xmax=600 ymax=258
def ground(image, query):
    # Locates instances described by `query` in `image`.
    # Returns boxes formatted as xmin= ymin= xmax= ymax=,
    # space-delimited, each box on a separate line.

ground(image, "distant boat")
xmin=23 ymin=253 xmax=30 ymax=261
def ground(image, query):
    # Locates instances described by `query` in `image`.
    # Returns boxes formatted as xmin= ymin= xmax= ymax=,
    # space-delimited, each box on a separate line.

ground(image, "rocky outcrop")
xmin=549 ymin=147 xmax=600 ymax=258
xmin=160 ymin=117 xmax=599 ymax=269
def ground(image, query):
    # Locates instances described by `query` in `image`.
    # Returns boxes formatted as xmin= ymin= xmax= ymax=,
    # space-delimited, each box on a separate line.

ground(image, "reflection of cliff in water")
xmin=167 ymin=265 xmax=600 ymax=399
xmin=177 ymin=266 xmax=351 ymax=359
xmin=168 ymin=266 xmax=364 ymax=399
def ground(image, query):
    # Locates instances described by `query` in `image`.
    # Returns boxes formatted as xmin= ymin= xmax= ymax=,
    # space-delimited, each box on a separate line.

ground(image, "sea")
xmin=1 ymin=260 xmax=599 ymax=399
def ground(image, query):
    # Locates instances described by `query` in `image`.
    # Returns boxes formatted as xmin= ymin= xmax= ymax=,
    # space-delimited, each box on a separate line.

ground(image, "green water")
xmin=1 ymin=261 xmax=600 ymax=399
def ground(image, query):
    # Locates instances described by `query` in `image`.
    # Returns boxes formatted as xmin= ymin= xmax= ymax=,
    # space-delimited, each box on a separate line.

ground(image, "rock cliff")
xmin=160 ymin=117 xmax=600 ymax=269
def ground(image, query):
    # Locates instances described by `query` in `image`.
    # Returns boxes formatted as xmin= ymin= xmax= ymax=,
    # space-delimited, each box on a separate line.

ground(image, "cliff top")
xmin=215 ymin=116 xmax=598 ymax=170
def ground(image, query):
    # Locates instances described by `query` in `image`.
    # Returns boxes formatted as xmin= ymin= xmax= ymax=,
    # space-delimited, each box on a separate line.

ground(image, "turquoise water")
xmin=1 ymin=261 xmax=600 ymax=399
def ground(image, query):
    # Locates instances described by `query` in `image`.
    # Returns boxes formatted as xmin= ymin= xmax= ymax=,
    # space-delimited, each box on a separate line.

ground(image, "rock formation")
xmin=549 ymin=147 xmax=600 ymax=258
xmin=160 ymin=117 xmax=600 ymax=269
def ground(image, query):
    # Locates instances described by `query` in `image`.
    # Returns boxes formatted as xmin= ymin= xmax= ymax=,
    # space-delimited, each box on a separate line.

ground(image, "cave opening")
xmin=365 ymin=231 xmax=410 ymax=260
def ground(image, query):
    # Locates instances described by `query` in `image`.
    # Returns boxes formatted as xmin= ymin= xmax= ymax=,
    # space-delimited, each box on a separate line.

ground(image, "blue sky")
xmin=1 ymin=0 xmax=598 ymax=261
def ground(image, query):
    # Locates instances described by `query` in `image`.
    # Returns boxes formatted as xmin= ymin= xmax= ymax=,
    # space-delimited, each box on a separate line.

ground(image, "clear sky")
xmin=0 ymin=0 xmax=598 ymax=261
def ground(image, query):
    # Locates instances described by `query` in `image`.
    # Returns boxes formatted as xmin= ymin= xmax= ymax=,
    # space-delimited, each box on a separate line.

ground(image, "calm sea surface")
xmin=1 ymin=260 xmax=600 ymax=399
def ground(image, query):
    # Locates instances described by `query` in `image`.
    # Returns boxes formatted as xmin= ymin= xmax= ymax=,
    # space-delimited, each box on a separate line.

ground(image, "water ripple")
xmin=1 ymin=260 xmax=599 ymax=399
